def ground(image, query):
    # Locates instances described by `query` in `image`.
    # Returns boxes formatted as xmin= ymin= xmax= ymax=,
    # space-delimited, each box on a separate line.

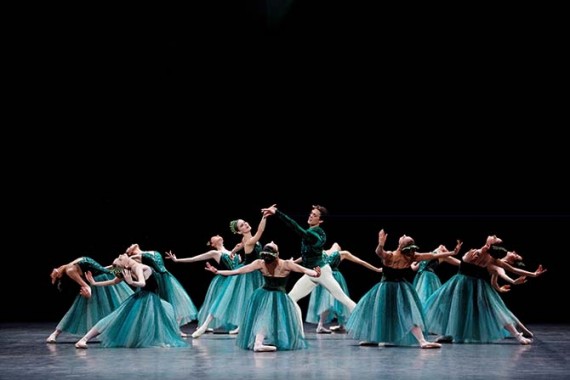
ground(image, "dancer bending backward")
xmin=306 ymin=243 xmax=383 ymax=334
xmin=166 ymin=235 xmax=242 ymax=334
xmin=262 ymin=204 xmax=357 ymax=331
xmin=423 ymin=235 xmax=546 ymax=345
xmin=47 ymin=256 xmax=134 ymax=343
xmin=488 ymin=249 xmax=533 ymax=338
xmin=75 ymin=253 xmax=188 ymax=349
xmin=205 ymin=241 xmax=321 ymax=352
xmin=346 ymin=229 xmax=461 ymax=349
xmin=126 ymin=243 xmax=198 ymax=337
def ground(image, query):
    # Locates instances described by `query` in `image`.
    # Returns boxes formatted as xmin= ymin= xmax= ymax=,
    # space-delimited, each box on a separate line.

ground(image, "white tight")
xmin=288 ymin=265 xmax=356 ymax=325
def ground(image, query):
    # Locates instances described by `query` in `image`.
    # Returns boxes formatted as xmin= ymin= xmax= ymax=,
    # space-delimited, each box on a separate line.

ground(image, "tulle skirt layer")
xmin=155 ymin=272 xmax=198 ymax=326
xmin=95 ymin=290 xmax=189 ymax=348
xmin=413 ymin=271 xmax=442 ymax=308
xmin=236 ymin=288 xmax=307 ymax=351
xmin=56 ymin=273 xmax=134 ymax=335
xmin=346 ymin=280 xmax=426 ymax=346
xmin=423 ymin=274 xmax=519 ymax=343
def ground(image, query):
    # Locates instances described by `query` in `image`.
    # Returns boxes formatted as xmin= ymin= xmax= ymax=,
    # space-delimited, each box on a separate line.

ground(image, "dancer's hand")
xmin=205 ymin=262 xmax=218 ymax=274
xmin=312 ymin=266 xmax=321 ymax=277
xmin=165 ymin=250 xmax=177 ymax=262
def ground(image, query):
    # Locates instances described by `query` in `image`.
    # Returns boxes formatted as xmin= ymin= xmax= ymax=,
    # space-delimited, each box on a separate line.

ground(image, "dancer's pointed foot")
xmin=75 ymin=339 xmax=88 ymax=349
xmin=330 ymin=325 xmax=346 ymax=333
xmin=254 ymin=344 xmax=277 ymax=352
xmin=515 ymin=333 xmax=532 ymax=345
xmin=180 ymin=331 xmax=188 ymax=338
xmin=229 ymin=327 xmax=239 ymax=335
xmin=316 ymin=326 xmax=331 ymax=334
xmin=420 ymin=341 xmax=442 ymax=349
xmin=46 ymin=333 xmax=57 ymax=344
xmin=192 ymin=326 xmax=207 ymax=339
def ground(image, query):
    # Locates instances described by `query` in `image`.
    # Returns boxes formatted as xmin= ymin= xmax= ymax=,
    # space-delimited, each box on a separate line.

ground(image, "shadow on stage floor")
xmin=1 ymin=322 xmax=569 ymax=379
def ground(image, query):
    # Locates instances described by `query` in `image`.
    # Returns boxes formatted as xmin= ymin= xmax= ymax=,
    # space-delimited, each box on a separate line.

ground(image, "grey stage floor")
xmin=1 ymin=322 xmax=569 ymax=380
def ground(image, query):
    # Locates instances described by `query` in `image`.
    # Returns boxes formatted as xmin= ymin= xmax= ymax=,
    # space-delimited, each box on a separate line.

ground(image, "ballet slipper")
xmin=420 ymin=341 xmax=442 ymax=349
xmin=316 ymin=326 xmax=331 ymax=334
xmin=46 ymin=333 xmax=57 ymax=344
xmin=254 ymin=344 xmax=277 ymax=352
xmin=75 ymin=339 xmax=88 ymax=349
xmin=192 ymin=326 xmax=207 ymax=338
xmin=515 ymin=332 xmax=532 ymax=345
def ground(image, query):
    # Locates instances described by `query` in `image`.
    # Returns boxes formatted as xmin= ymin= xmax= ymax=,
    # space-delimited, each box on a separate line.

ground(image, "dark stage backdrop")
xmin=7 ymin=2 xmax=567 ymax=325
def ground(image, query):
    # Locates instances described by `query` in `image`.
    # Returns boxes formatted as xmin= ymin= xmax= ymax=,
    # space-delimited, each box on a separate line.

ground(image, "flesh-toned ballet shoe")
xmin=46 ymin=333 xmax=57 ymax=344
xmin=330 ymin=325 xmax=346 ymax=333
xmin=420 ymin=341 xmax=442 ymax=349
xmin=254 ymin=344 xmax=277 ymax=352
xmin=316 ymin=327 xmax=331 ymax=334
xmin=515 ymin=332 xmax=532 ymax=345
xmin=75 ymin=339 xmax=88 ymax=349
xmin=192 ymin=327 xmax=207 ymax=339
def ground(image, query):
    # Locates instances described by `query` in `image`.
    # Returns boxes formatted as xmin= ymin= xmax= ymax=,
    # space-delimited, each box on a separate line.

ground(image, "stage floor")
xmin=1 ymin=322 xmax=569 ymax=379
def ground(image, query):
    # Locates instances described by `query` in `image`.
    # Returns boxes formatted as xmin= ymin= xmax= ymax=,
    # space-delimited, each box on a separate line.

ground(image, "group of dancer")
xmin=47 ymin=203 xmax=547 ymax=351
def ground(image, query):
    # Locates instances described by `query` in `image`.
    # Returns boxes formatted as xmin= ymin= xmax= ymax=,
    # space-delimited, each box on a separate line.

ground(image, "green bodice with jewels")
xmin=77 ymin=257 xmax=110 ymax=277
xmin=418 ymin=259 xmax=439 ymax=273
xmin=262 ymin=276 xmax=288 ymax=292
xmin=141 ymin=251 xmax=168 ymax=273
xmin=220 ymin=252 xmax=241 ymax=270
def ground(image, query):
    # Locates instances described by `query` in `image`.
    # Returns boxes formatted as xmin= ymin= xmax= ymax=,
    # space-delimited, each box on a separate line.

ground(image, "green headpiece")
xmin=229 ymin=220 xmax=239 ymax=234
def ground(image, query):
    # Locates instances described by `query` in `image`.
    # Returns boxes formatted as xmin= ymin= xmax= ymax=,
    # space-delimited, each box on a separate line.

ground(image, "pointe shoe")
xmin=359 ymin=341 xmax=378 ymax=346
xmin=316 ymin=326 xmax=331 ymax=334
xmin=180 ymin=331 xmax=188 ymax=338
xmin=420 ymin=341 xmax=442 ymax=349
xmin=192 ymin=327 xmax=207 ymax=339
xmin=46 ymin=333 xmax=57 ymax=344
xmin=229 ymin=327 xmax=240 ymax=335
xmin=206 ymin=328 xmax=214 ymax=333
xmin=515 ymin=332 xmax=532 ymax=345
xmin=75 ymin=339 xmax=88 ymax=349
xmin=254 ymin=344 xmax=277 ymax=352
xmin=330 ymin=325 xmax=346 ymax=333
